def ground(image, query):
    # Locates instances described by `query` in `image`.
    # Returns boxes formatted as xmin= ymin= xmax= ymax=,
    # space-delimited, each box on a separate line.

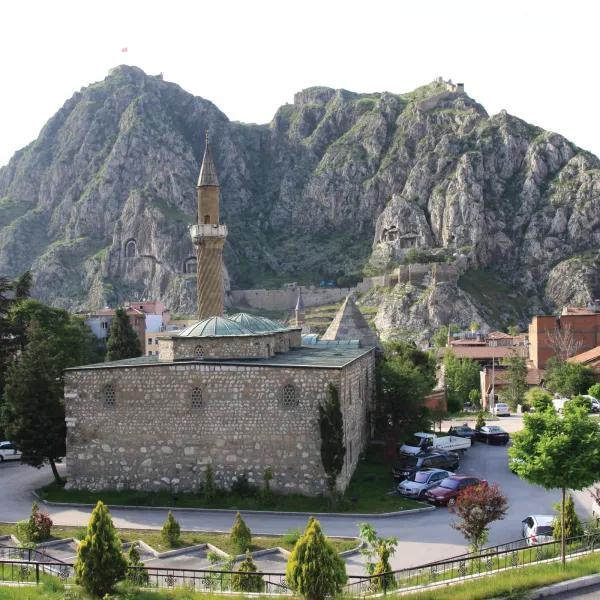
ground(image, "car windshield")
xmin=411 ymin=472 xmax=430 ymax=483
xmin=535 ymin=526 xmax=553 ymax=536
xmin=439 ymin=478 xmax=459 ymax=490
xmin=485 ymin=426 xmax=504 ymax=433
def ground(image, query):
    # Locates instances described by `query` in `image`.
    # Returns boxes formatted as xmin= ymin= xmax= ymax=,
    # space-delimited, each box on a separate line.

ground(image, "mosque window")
xmin=194 ymin=346 xmax=204 ymax=360
xmin=124 ymin=239 xmax=137 ymax=258
xmin=184 ymin=257 xmax=197 ymax=274
xmin=204 ymin=215 xmax=211 ymax=224
xmin=191 ymin=387 xmax=203 ymax=409
xmin=280 ymin=384 xmax=298 ymax=408
xmin=103 ymin=384 xmax=116 ymax=407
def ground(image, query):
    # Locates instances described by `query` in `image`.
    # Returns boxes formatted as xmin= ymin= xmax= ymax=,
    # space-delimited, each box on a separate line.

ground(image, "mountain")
xmin=1 ymin=66 xmax=600 ymax=341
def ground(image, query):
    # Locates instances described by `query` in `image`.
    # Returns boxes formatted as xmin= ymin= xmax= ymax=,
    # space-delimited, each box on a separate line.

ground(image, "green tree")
xmin=377 ymin=341 xmax=436 ymax=453
xmin=126 ymin=542 xmax=149 ymax=586
xmin=161 ymin=511 xmax=181 ymax=548
xmin=588 ymin=383 xmax=600 ymax=399
xmin=230 ymin=511 xmax=252 ymax=554
xmin=567 ymin=395 xmax=592 ymax=414
xmin=544 ymin=358 xmax=595 ymax=397
xmin=231 ymin=551 xmax=265 ymax=593
xmin=262 ymin=467 xmax=273 ymax=501
xmin=508 ymin=325 xmax=521 ymax=337
xmin=432 ymin=324 xmax=460 ymax=348
xmin=450 ymin=483 xmax=508 ymax=552
xmin=74 ymin=501 xmax=127 ymax=596
xmin=525 ymin=388 xmax=553 ymax=413
xmin=204 ymin=464 xmax=216 ymax=501
xmin=553 ymin=494 xmax=583 ymax=541
xmin=358 ymin=523 xmax=397 ymax=591
xmin=319 ymin=383 xmax=346 ymax=497
xmin=475 ymin=411 xmax=486 ymax=431
xmin=469 ymin=321 xmax=480 ymax=333
xmin=468 ymin=388 xmax=481 ymax=408
xmin=509 ymin=407 xmax=600 ymax=564
xmin=444 ymin=353 xmax=481 ymax=413
xmin=500 ymin=355 xmax=527 ymax=411
xmin=106 ymin=308 xmax=141 ymax=361
xmin=286 ymin=517 xmax=347 ymax=600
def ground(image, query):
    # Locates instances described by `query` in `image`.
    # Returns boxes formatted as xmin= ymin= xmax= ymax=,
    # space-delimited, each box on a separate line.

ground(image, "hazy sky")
xmin=1 ymin=0 xmax=597 ymax=166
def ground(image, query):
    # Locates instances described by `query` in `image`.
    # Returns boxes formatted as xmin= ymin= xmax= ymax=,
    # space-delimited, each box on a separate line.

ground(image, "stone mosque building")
xmin=64 ymin=135 xmax=377 ymax=496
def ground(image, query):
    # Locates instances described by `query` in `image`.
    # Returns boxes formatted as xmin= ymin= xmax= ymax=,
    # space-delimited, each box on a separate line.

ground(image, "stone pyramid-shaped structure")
xmin=321 ymin=295 xmax=380 ymax=348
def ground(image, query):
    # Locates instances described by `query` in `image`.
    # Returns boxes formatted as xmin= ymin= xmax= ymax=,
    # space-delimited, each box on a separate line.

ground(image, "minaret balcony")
xmin=190 ymin=223 xmax=228 ymax=244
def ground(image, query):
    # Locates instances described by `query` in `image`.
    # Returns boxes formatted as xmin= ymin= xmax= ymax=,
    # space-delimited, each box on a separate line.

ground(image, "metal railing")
xmin=2 ymin=533 xmax=599 ymax=595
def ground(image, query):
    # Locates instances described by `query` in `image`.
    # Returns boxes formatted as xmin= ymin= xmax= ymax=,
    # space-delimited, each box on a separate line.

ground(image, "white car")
xmin=521 ymin=515 xmax=554 ymax=545
xmin=552 ymin=397 xmax=569 ymax=413
xmin=397 ymin=468 xmax=454 ymax=499
xmin=493 ymin=402 xmax=510 ymax=417
xmin=582 ymin=395 xmax=600 ymax=413
xmin=0 ymin=441 xmax=22 ymax=462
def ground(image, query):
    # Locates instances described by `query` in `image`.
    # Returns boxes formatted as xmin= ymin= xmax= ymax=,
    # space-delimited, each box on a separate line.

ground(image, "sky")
xmin=0 ymin=0 xmax=598 ymax=166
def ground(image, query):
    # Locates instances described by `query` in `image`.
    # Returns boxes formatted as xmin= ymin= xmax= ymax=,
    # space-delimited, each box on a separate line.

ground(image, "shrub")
xmin=231 ymin=551 xmax=265 ymax=593
xmin=553 ymin=494 xmax=583 ymax=541
xmin=204 ymin=464 xmax=216 ymax=502
xmin=282 ymin=527 xmax=302 ymax=546
xmin=16 ymin=502 xmax=53 ymax=543
xmin=475 ymin=411 xmax=486 ymax=431
xmin=126 ymin=542 xmax=149 ymax=586
xmin=588 ymin=383 xmax=600 ymax=399
xmin=74 ymin=501 xmax=127 ymax=597
xmin=566 ymin=395 xmax=592 ymax=414
xmin=262 ymin=467 xmax=273 ymax=500
xmin=161 ymin=511 xmax=181 ymax=548
xmin=286 ymin=517 xmax=347 ymax=600
xmin=526 ymin=388 xmax=553 ymax=413
xmin=230 ymin=512 xmax=252 ymax=554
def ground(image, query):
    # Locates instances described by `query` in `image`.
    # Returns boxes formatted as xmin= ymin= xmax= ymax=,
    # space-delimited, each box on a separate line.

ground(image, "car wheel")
xmin=447 ymin=497 xmax=456 ymax=507
xmin=0 ymin=456 xmax=3 ymax=463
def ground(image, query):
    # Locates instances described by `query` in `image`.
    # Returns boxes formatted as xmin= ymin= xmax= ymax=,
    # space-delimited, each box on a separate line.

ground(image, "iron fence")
xmin=2 ymin=533 xmax=600 ymax=596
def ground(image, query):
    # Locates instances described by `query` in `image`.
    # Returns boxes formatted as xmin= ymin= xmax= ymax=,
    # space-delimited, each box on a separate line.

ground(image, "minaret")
xmin=294 ymin=291 xmax=305 ymax=328
xmin=191 ymin=132 xmax=228 ymax=319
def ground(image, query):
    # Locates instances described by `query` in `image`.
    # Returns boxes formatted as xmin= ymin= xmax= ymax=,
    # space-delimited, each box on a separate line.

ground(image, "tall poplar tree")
xmin=319 ymin=383 xmax=346 ymax=497
xmin=106 ymin=307 xmax=141 ymax=361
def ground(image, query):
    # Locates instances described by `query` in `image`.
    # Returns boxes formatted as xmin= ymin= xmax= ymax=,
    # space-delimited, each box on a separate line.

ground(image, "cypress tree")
xmin=161 ymin=511 xmax=181 ymax=548
xmin=126 ymin=542 xmax=150 ymax=586
xmin=553 ymin=494 xmax=583 ymax=541
xmin=319 ymin=383 xmax=346 ymax=496
xmin=231 ymin=551 xmax=264 ymax=593
xmin=74 ymin=501 xmax=127 ymax=596
xmin=285 ymin=517 xmax=347 ymax=600
xmin=106 ymin=307 xmax=141 ymax=361
xmin=230 ymin=511 xmax=252 ymax=554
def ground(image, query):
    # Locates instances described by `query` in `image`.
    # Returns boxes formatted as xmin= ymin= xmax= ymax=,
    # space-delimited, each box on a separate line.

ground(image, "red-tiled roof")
xmin=450 ymin=339 xmax=487 ymax=346
xmin=487 ymin=331 xmax=513 ymax=340
xmin=450 ymin=346 xmax=517 ymax=360
xmin=568 ymin=346 xmax=600 ymax=365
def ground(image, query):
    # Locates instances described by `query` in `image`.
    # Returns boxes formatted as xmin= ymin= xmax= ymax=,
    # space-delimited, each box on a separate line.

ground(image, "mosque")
xmin=64 ymin=135 xmax=377 ymax=496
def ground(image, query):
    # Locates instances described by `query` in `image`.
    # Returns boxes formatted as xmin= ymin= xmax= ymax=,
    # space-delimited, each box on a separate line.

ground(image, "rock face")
xmin=2 ymin=68 xmax=600 ymax=338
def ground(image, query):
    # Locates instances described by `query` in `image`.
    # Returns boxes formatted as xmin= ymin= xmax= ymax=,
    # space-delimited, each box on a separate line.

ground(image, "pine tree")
xmin=126 ymin=542 xmax=149 ymax=586
xmin=286 ymin=517 xmax=347 ymax=600
xmin=553 ymin=494 xmax=583 ymax=541
xmin=106 ymin=308 xmax=141 ymax=361
xmin=161 ymin=511 xmax=181 ymax=548
xmin=231 ymin=551 xmax=265 ymax=593
xmin=230 ymin=512 xmax=252 ymax=554
xmin=74 ymin=501 xmax=127 ymax=597
xmin=319 ymin=383 xmax=346 ymax=497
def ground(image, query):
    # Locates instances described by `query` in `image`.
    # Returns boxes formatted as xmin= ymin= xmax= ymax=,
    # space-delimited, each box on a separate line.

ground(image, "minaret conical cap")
xmin=197 ymin=130 xmax=219 ymax=187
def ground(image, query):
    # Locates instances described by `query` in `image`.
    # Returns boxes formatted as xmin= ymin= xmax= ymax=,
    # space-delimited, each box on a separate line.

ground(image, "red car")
xmin=424 ymin=475 xmax=487 ymax=506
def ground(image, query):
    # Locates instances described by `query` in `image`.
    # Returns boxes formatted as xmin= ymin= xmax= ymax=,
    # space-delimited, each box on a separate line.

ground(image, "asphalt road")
xmin=0 ymin=416 xmax=596 ymax=571
xmin=549 ymin=584 xmax=600 ymax=599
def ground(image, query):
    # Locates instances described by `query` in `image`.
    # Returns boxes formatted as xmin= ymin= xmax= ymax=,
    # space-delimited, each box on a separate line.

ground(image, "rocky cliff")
xmin=1 ymin=67 xmax=600 ymax=340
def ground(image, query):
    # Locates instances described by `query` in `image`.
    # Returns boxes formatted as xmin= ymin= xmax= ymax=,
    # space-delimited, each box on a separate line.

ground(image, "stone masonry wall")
xmin=64 ymin=354 xmax=374 ymax=496
xmin=161 ymin=334 xmax=277 ymax=361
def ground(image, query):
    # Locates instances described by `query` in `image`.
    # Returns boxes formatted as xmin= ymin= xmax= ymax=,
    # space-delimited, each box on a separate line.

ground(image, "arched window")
xmin=184 ymin=257 xmax=197 ymax=274
xmin=124 ymin=239 xmax=137 ymax=258
xmin=191 ymin=387 xmax=203 ymax=409
xmin=103 ymin=384 xmax=115 ymax=407
xmin=194 ymin=346 xmax=204 ymax=360
xmin=280 ymin=384 xmax=299 ymax=408
xmin=204 ymin=215 xmax=211 ymax=224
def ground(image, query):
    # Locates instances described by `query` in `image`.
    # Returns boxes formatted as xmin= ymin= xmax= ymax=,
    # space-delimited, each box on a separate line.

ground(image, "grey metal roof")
xmin=230 ymin=313 xmax=282 ymax=334
xmin=197 ymin=133 xmax=219 ymax=187
xmin=178 ymin=316 xmax=252 ymax=337
xmin=67 ymin=344 xmax=374 ymax=371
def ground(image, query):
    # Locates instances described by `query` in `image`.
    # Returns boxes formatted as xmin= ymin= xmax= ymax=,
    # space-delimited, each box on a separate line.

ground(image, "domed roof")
xmin=230 ymin=313 xmax=277 ymax=333
xmin=178 ymin=316 xmax=253 ymax=337
xmin=256 ymin=316 xmax=289 ymax=331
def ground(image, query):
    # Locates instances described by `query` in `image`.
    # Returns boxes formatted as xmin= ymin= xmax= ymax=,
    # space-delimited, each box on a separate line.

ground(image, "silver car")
xmin=397 ymin=468 xmax=453 ymax=499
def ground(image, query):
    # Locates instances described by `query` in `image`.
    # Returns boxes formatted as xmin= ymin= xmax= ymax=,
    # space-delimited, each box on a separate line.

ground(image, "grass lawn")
xmin=0 ymin=523 xmax=355 ymax=555
xmin=36 ymin=449 xmax=421 ymax=515
xmin=398 ymin=550 xmax=600 ymax=599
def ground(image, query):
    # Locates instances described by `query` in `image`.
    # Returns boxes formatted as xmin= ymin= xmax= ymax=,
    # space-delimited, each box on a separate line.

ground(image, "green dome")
xmin=230 ymin=313 xmax=278 ymax=333
xmin=178 ymin=316 xmax=253 ymax=337
xmin=257 ymin=316 xmax=289 ymax=331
